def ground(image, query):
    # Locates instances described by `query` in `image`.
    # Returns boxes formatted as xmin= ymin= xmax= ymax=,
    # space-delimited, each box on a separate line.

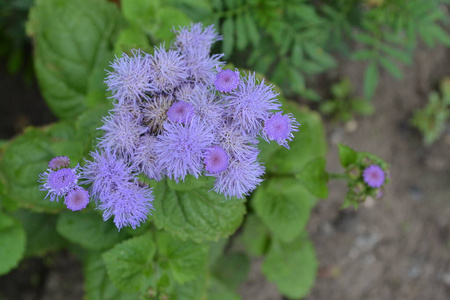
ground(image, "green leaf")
xmin=211 ymin=251 xmax=250 ymax=290
xmin=114 ymin=26 xmax=151 ymax=55
xmin=337 ymin=144 xmax=357 ymax=168
xmin=363 ymin=62 xmax=379 ymax=99
xmin=235 ymin=14 xmax=247 ymax=50
xmin=244 ymin=12 xmax=259 ymax=46
xmin=151 ymin=179 xmax=246 ymax=242
xmin=379 ymin=56 xmax=402 ymax=80
xmin=121 ymin=0 xmax=159 ymax=33
xmin=156 ymin=231 xmax=209 ymax=284
xmin=239 ymin=214 xmax=270 ymax=256
xmin=0 ymin=212 xmax=26 ymax=275
xmin=14 ymin=210 xmax=65 ymax=257
xmin=57 ymin=211 xmax=128 ymax=250
xmin=102 ymin=234 xmax=156 ymax=292
xmin=260 ymin=102 xmax=327 ymax=175
xmin=297 ymin=157 xmax=329 ymax=199
xmin=28 ymin=0 xmax=124 ymax=119
xmin=262 ymin=237 xmax=317 ymax=299
xmin=380 ymin=44 xmax=412 ymax=64
xmin=84 ymin=253 xmax=139 ymax=300
xmin=252 ymin=178 xmax=316 ymax=243
xmin=222 ymin=17 xmax=234 ymax=57
xmin=152 ymin=7 xmax=191 ymax=42
xmin=207 ymin=278 xmax=241 ymax=300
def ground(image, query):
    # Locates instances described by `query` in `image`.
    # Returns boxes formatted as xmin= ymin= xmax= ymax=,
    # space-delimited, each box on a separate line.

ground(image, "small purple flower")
xmin=142 ymin=94 xmax=174 ymax=134
xmin=81 ymin=151 xmax=135 ymax=201
xmin=48 ymin=156 xmax=70 ymax=170
xmin=65 ymin=187 xmax=90 ymax=211
xmin=155 ymin=119 xmax=214 ymax=182
xmin=213 ymin=151 xmax=265 ymax=199
xmin=98 ymin=111 xmax=146 ymax=158
xmin=39 ymin=166 xmax=80 ymax=202
xmin=183 ymin=48 xmax=224 ymax=85
xmin=132 ymin=135 xmax=162 ymax=181
xmin=174 ymin=23 xmax=221 ymax=54
xmin=363 ymin=165 xmax=385 ymax=188
xmin=216 ymin=121 xmax=258 ymax=161
xmin=215 ymin=69 xmax=239 ymax=93
xmin=105 ymin=50 xmax=152 ymax=106
xmin=167 ymin=101 xmax=194 ymax=123
xmin=204 ymin=146 xmax=229 ymax=174
xmin=263 ymin=112 xmax=299 ymax=149
xmin=224 ymin=72 xmax=281 ymax=135
xmin=186 ymin=85 xmax=224 ymax=128
xmin=98 ymin=181 xmax=154 ymax=230
xmin=149 ymin=45 xmax=189 ymax=93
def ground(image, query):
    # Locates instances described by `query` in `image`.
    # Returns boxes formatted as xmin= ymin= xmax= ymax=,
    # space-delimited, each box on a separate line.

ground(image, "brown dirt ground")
xmin=241 ymin=45 xmax=450 ymax=300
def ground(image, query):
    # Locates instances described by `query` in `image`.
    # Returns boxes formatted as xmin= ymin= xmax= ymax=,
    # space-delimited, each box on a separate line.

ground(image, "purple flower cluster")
xmin=39 ymin=156 xmax=89 ymax=211
xmin=39 ymin=23 xmax=299 ymax=230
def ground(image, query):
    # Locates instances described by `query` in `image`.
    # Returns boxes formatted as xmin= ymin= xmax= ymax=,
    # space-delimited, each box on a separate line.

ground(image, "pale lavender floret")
xmin=155 ymin=119 xmax=214 ymax=182
xmin=215 ymin=69 xmax=240 ymax=93
xmin=185 ymin=84 xmax=224 ymax=129
xmin=204 ymin=146 xmax=229 ymax=174
xmin=132 ymin=135 xmax=163 ymax=181
xmin=48 ymin=156 xmax=70 ymax=170
xmin=39 ymin=166 xmax=80 ymax=202
xmin=167 ymin=101 xmax=194 ymax=123
xmin=98 ymin=181 xmax=154 ymax=230
xmin=174 ymin=82 xmax=195 ymax=101
xmin=149 ymin=45 xmax=189 ymax=93
xmin=105 ymin=50 xmax=152 ymax=106
xmin=98 ymin=111 xmax=147 ymax=158
xmin=81 ymin=151 xmax=135 ymax=201
xmin=363 ymin=165 xmax=385 ymax=188
xmin=224 ymin=72 xmax=281 ymax=135
xmin=216 ymin=121 xmax=259 ymax=161
xmin=65 ymin=187 xmax=90 ymax=211
xmin=182 ymin=47 xmax=224 ymax=85
xmin=174 ymin=23 xmax=222 ymax=54
xmin=213 ymin=150 xmax=265 ymax=199
xmin=142 ymin=94 xmax=174 ymax=134
xmin=263 ymin=112 xmax=299 ymax=149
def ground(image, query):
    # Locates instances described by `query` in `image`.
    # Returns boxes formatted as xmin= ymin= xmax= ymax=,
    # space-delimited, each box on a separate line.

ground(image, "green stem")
xmin=329 ymin=173 xmax=349 ymax=180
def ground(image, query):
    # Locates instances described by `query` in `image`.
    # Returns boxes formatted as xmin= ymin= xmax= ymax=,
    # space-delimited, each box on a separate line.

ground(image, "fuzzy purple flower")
xmin=213 ymin=151 xmax=265 ymax=199
xmin=81 ymin=151 xmax=135 ymax=201
xmin=132 ymin=135 xmax=162 ymax=181
xmin=105 ymin=50 xmax=152 ymax=106
xmin=186 ymin=84 xmax=224 ymax=128
xmin=174 ymin=23 xmax=221 ymax=54
xmin=204 ymin=146 xmax=229 ymax=174
xmin=48 ymin=156 xmax=70 ymax=170
xmin=263 ymin=112 xmax=299 ymax=148
xmin=215 ymin=69 xmax=240 ymax=93
xmin=216 ymin=121 xmax=258 ymax=161
xmin=167 ymin=101 xmax=194 ymax=123
xmin=155 ymin=119 xmax=214 ymax=182
xmin=142 ymin=94 xmax=174 ymax=134
xmin=65 ymin=187 xmax=90 ymax=211
xmin=98 ymin=181 xmax=154 ymax=230
xmin=363 ymin=165 xmax=385 ymax=188
xmin=98 ymin=111 xmax=146 ymax=158
xmin=39 ymin=166 xmax=80 ymax=202
xmin=149 ymin=45 xmax=189 ymax=93
xmin=224 ymin=72 xmax=281 ymax=134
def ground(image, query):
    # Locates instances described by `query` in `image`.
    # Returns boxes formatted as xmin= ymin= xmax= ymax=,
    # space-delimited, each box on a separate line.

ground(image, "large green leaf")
xmin=151 ymin=177 xmax=246 ymax=242
xmin=0 ymin=212 xmax=26 ymax=275
xmin=252 ymin=178 xmax=315 ymax=243
xmin=28 ymin=0 xmax=123 ymax=119
xmin=84 ymin=253 xmax=139 ymax=300
xmin=57 ymin=211 xmax=128 ymax=250
xmin=102 ymin=234 xmax=156 ymax=293
xmin=259 ymin=102 xmax=327 ymax=175
xmin=210 ymin=251 xmax=250 ymax=291
xmin=262 ymin=237 xmax=317 ymax=299
xmin=156 ymin=231 xmax=209 ymax=284
xmin=296 ymin=157 xmax=329 ymax=199
xmin=239 ymin=214 xmax=270 ymax=257
xmin=14 ymin=210 xmax=65 ymax=257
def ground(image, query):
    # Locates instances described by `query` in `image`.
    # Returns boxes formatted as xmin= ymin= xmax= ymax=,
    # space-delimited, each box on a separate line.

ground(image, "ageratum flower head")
xmin=39 ymin=165 xmax=80 ymax=202
xmin=39 ymin=23 xmax=300 ymax=230
xmin=48 ymin=156 xmax=70 ymax=170
xmin=65 ymin=187 xmax=90 ymax=211
xmin=363 ymin=164 xmax=385 ymax=188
